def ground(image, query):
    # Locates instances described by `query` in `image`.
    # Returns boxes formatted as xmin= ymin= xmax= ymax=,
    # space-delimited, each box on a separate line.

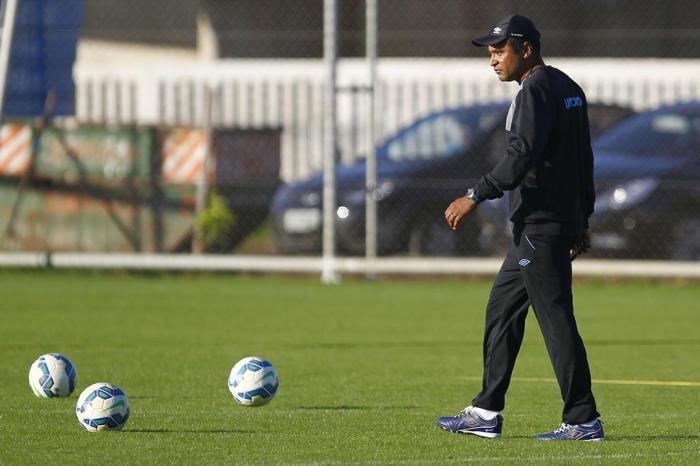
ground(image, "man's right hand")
xmin=570 ymin=229 xmax=591 ymax=261
xmin=444 ymin=197 xmax=478 ymax=230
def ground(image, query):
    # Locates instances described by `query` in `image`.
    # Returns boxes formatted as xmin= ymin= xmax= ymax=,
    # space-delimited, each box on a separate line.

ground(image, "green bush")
xmin=195 ymin=190 xmax=236 ymax=248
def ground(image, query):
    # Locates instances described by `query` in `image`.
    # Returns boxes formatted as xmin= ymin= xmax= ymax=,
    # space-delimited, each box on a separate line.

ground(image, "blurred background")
xmin=1 ymin=0 xmax=699 ymax=272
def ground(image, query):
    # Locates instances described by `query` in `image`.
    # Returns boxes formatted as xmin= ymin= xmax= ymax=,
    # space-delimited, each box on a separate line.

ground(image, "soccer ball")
xmin=28 ymin=353 xmax=77 ymax=398
xmin=228 ymin=356 xmax=279 ymax=406
xmin=75 ymin=382 xmax=130 ymax=432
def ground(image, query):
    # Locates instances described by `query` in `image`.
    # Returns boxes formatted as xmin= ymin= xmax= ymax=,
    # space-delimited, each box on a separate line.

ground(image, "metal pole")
xmin=0 ymin=0 xmax=19 ymax=119
xmin=193 ymin=85 xmax=215 ymax=253
xmin=321 ymin=0 xmax=340 ymax=283
xmin=365 ymin=0 xmax=378 ymax=273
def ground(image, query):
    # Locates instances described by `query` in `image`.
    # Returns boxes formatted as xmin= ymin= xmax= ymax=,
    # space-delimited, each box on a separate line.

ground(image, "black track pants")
xmin=471 ymin=233 xmax=599 ymax=424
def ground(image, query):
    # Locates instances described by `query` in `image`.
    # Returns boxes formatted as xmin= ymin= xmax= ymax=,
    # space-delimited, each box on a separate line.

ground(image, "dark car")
xmin=590 ymin=102 xmax=700 ymax=260
xmin=272 ymin=103 xmax=511 ymax=256
xmin=272 ymin=102 xmax=634 ymax=256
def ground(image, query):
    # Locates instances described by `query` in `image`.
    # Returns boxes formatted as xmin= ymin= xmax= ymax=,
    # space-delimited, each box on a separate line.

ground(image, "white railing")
xmin=74 ymin=56 xmax=700 ymax=182
xmin=2 ymin=252 xmax=700 ymax=279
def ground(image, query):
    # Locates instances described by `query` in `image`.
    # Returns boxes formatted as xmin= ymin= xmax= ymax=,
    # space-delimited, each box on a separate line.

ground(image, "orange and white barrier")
xmin=161 ymin=129 xmax=208 ymax=184
xmin=0 ymin=124 xmax=32 ymax=176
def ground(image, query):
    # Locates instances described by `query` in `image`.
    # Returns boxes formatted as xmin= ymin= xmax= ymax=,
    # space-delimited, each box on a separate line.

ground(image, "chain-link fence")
xmin=1 ymin=1 xmax=699 ymax=268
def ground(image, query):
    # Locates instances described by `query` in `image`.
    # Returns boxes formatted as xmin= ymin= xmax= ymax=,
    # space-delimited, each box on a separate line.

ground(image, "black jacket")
xmin=474 ymin=66 xmax=595 ymax=236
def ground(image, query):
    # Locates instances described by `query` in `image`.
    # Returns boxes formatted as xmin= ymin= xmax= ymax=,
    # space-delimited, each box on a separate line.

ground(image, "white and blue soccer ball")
xmin=228 ymin=356 xmax=279 ymax=406
xmin=28 ymin=353 xmax=77 ymax=398
xmin=75 ymin=382 xmax=130 ymax=432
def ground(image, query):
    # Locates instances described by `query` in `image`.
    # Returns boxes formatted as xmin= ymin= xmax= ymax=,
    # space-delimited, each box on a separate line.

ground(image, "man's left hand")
xmin=444 ymin=197 xmax=478 ymax=230
xmin=570 ymin=229 xmax=591 ymax=260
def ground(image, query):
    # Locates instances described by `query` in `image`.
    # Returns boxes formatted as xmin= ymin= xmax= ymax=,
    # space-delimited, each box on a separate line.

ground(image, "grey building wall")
xmin=81 ymin=0 xmax=700 ymax=58
xmin=82 ymin=0 xmax=198 ymax=47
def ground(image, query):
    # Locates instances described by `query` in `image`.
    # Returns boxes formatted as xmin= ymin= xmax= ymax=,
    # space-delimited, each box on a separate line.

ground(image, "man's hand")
xmin=444 ymin=197 xmax=478 ymax=230
xmin=570 ymin=229 xmax=591 ymax=261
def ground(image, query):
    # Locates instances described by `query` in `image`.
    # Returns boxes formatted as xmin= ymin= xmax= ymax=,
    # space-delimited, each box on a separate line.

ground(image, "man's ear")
xmin=522 ymin=41 xmax=534 ymax=59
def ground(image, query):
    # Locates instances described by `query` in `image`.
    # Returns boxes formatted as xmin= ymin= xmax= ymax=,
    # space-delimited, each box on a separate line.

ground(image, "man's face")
xmin=487 ymin=41 xmax=524 ymax=82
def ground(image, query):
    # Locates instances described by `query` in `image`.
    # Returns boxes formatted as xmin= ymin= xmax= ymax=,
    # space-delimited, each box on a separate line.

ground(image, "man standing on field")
xmin=438 ymin=14 xmax=603 ymax=441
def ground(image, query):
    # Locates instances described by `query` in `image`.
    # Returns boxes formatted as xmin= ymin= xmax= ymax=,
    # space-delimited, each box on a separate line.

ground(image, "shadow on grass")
xmin=605 ymin=434 xmax=700 ymax=441
xmin=587 ymin=338 xmax=700 ymax=347
xmin=491 ymin=434 xmax=700 ymax=441
xmin=126 ymin=428 xmax=255 ymax=434
xmin=295 ymin=405 xmax=419 ymax=411
xmin=280 ymin=338 xmax=700 ymax=351
xmin=286 ymin=340 xmax=481 ymax=350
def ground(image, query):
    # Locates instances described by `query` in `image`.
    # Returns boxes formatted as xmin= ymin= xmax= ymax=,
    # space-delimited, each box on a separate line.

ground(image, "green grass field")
xmin=1 ymin=270 xmax=699 ymax=465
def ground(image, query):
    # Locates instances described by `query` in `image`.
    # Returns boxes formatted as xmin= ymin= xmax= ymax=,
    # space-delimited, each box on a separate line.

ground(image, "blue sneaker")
xmin=536 ymin=419 xmax=604 ymax=441
xmin=436 ymin=406 xmax=503 ymax=438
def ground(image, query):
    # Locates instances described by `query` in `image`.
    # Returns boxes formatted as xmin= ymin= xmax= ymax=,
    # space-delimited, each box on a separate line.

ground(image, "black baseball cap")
xmin=471 ymin=14 xmax=540 ymax=48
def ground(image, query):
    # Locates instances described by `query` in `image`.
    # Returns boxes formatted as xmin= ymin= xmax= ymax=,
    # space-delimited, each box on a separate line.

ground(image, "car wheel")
xmin=670 ymin=217 xmax=700 ymax=260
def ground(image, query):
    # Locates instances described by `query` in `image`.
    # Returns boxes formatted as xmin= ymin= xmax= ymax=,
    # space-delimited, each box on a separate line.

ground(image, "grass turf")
xmin=0 ymin=270 xmax=699 ymax=464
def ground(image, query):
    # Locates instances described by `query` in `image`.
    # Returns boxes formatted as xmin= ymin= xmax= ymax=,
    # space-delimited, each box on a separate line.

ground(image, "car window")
xmin=587 ymin=105 xmax=634 ymax=138
xmin=384 ymin=107 xmax=507 ymax=163
xmin=596 ymin=111 xmax=700 ymax=157
xmin=386 ymin=114 xmax=466 ymax=162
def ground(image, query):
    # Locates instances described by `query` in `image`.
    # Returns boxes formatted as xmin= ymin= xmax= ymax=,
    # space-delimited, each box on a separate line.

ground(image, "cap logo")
xmin=492 ymin=27 xmax=502 ymax=34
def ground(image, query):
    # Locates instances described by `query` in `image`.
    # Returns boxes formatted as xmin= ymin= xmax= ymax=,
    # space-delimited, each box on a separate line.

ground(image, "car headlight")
xmin=595 ymin=178 xmax=658 ymax=213
xmin=300 ymin=191 xmax=321 ymax=207
xmin=372 ymin=180 xmax=395 ymax=201
xmin=336 ymin=206 xmax=350 ymax=219
xmin=343 ymin=180 xmax=395 ymax=204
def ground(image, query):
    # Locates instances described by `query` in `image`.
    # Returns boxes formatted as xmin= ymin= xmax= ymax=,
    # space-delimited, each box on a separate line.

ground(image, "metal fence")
xmin=75 ymin=58 xmax=700 ymax=181
xmin=1 ymin=0 xmax=700 ymax=275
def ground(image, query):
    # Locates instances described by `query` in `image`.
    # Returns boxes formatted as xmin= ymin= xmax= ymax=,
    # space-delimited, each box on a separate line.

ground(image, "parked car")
xmin=272 ymin=103 xmax=510 ymax=256
xmin=589 ymin=102 xmax=700 ymax=260
xmin=271 ymin=102 xmax=634 ymax=256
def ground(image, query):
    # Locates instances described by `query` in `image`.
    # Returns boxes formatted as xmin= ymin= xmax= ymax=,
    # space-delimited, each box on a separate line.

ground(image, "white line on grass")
xmin=284 ymin=449 xmax=697 ymax=465
xmin=462 ymin=376 xmax=700 ymax=387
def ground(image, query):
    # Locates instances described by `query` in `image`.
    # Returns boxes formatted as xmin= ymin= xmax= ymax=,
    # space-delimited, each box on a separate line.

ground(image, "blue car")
xmin=590 ymin=102 xmax=700 ymax=260
xmin=272 ymin=102 xmax=633 ymax=256
xmin=272 ymin=103 xmax=510 ymax=255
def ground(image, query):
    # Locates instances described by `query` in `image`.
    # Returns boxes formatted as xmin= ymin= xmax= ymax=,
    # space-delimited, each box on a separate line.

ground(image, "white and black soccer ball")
xmin=28 ymin=353 xmax=77 ymax=398
xmin=228 ymin=356 xmax=279 ymax=406
xmin=75 ymin=382 xmax=130 ymax=432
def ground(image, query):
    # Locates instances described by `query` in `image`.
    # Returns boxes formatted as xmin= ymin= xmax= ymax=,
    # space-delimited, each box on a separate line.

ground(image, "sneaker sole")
xmin=440 ymin=426 xmax=501 ymax=439
xmin=536 ymin=436 xmax=605 ymax=442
